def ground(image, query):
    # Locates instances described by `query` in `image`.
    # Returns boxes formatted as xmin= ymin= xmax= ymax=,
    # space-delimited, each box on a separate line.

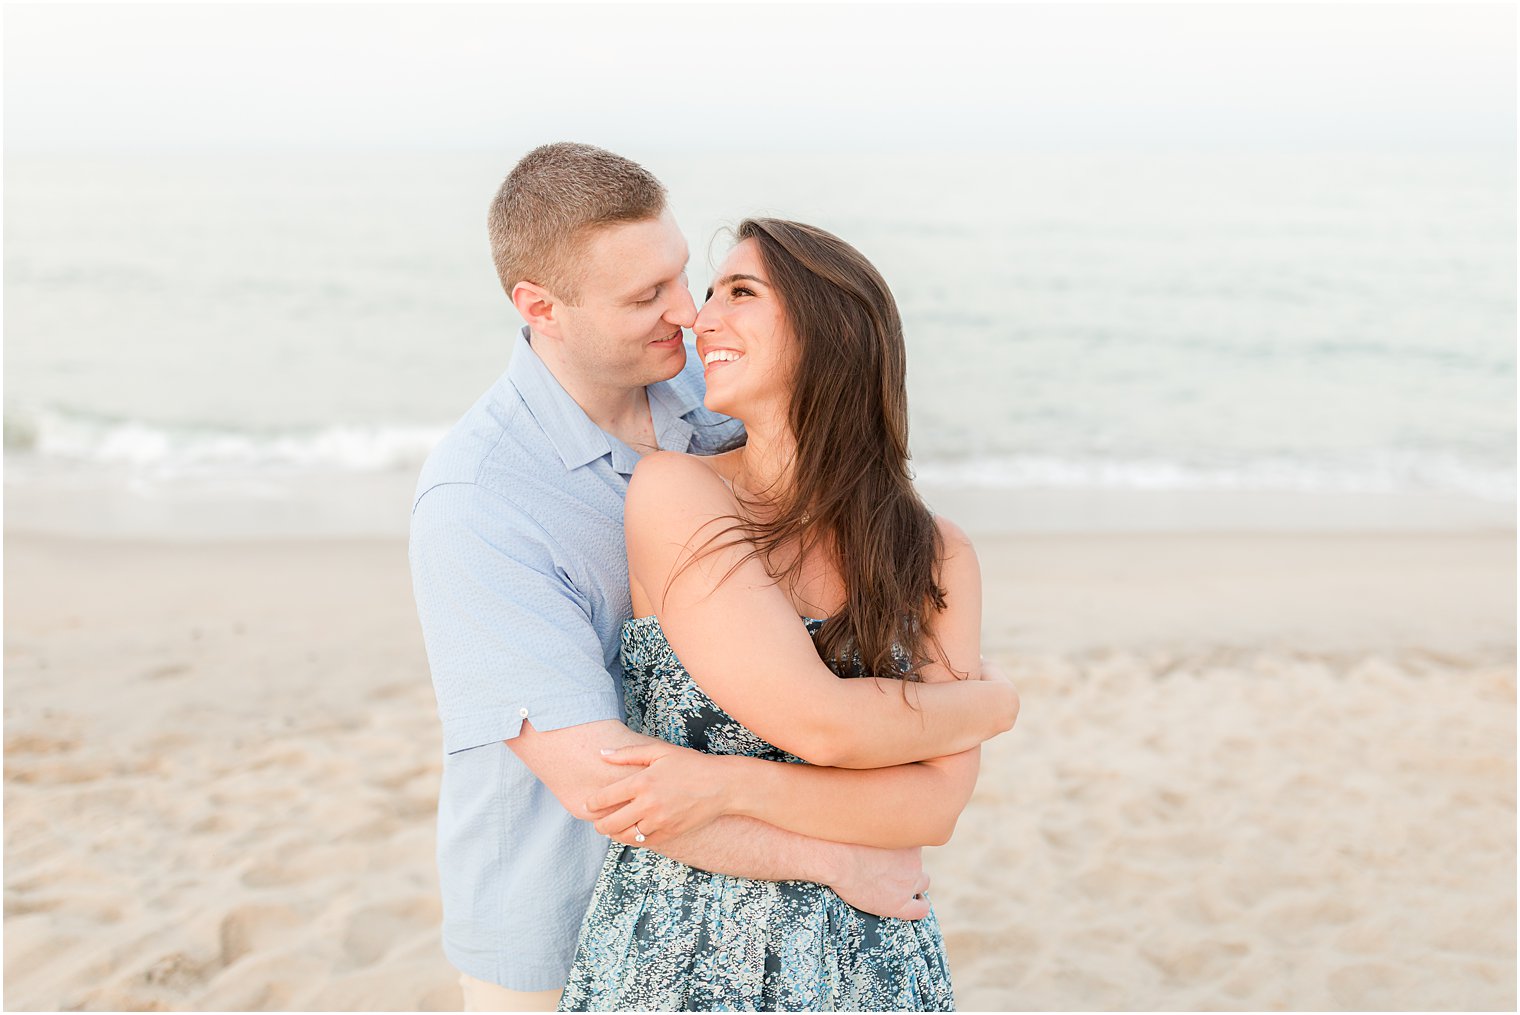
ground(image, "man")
xmin=410 ymin=143 xmax=1014 ymax=1011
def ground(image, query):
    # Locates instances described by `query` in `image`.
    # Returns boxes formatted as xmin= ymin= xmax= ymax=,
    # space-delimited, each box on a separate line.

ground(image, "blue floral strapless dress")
xmin=557 ymin=616 xmax=954 ymax=1013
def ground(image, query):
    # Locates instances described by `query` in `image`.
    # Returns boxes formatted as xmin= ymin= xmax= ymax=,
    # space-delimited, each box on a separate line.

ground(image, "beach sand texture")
xmin=4 ymin=531 xmax=1515 ymax=1011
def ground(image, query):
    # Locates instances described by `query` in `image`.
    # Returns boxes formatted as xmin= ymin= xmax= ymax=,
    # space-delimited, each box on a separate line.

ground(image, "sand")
xmin=3 ymin=529 xmax=1514 ymax=1011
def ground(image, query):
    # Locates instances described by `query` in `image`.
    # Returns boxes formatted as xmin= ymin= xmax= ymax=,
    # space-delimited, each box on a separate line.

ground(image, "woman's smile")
xmin=701 ymin=347 xmax=745 ymax=374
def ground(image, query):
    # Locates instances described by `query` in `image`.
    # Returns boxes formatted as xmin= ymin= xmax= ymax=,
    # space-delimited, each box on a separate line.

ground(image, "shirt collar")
xmin=648 ymin=358 xmax=704 ymax=461
xmin=505 ymin=326 xmax=705 ymax=476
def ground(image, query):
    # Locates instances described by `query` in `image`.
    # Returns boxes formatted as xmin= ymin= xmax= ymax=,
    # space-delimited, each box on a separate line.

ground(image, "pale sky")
xmin=4 ymin=3 xmax=1515 ymax=153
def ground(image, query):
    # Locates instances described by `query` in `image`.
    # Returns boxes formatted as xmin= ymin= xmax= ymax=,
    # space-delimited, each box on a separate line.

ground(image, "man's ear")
xmin=511 ymin=281 xmax=562 ymax=337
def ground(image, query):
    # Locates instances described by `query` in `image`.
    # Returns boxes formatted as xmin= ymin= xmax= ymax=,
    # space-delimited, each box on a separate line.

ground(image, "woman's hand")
xmin=977 ymin=655 xmax=1020 ymax=733
xmin=586 ymin=742 xmax=744 ymax=846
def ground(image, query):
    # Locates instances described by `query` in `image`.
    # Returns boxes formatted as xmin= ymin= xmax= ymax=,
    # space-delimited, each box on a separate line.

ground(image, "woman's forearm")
xmin=803 ymin=676 xmax=1016 ymax=769
xmin=726 ymin=752 xmax=979 ymax=848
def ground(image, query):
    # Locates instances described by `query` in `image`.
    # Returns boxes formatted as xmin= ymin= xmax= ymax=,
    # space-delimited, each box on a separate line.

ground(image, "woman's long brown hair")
xmin=698 ymin=218 xmax=952 ymax=681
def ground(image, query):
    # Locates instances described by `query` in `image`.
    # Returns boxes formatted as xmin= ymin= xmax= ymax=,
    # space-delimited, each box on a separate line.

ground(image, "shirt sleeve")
xmin=409 ymin=481 xmax=623 ymax=754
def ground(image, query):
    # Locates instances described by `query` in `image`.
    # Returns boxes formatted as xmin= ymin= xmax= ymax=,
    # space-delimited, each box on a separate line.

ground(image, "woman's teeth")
xmin=703 ymin=350 xmax=743 ymax=365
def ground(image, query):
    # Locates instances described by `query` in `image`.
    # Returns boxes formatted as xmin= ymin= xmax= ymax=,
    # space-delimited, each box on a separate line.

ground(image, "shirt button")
xmin=519 ymin=707 xmax=529 ymax=718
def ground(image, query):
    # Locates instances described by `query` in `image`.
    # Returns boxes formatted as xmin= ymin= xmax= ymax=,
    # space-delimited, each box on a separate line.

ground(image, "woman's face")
xmin=693 ymin=238 xmax=797 ymax=422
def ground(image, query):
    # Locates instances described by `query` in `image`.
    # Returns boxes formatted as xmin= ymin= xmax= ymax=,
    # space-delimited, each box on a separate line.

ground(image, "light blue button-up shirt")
xmin=409 ymin=327 xmax=737 ymax=990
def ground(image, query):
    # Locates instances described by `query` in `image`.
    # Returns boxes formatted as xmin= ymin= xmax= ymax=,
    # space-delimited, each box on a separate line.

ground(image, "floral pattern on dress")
xmin=558 ymin=616 xmax=954 ymax=1013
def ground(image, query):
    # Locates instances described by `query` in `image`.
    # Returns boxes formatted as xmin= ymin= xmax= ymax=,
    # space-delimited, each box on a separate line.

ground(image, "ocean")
xmin=4 ymin=150 xmax=1514 ymax=537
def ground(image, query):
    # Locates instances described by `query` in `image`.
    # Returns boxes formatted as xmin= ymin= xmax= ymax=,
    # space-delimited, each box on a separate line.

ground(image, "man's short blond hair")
xmin=488 ymin=142 xmax=668 ymax=306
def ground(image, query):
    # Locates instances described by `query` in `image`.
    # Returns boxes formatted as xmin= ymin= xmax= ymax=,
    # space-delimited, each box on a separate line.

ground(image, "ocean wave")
xmin=913 ymin=453 xmax=1517 ymax=503
xmin=4 ymin=410 xmax=447 ymax=475
xmin=5 ymin=409 xmax=1513 ymax=503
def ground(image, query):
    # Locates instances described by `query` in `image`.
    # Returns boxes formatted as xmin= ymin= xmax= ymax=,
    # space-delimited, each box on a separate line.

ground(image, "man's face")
xmin=554 ymin=208 xmax=695 ymax=388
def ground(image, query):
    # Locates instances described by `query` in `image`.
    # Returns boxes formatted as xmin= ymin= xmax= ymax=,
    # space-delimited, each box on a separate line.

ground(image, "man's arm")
xmin=410 ymin=482 xmax=931 ymax=918
xmin=508 ymin=718 xmax=932 ymax=921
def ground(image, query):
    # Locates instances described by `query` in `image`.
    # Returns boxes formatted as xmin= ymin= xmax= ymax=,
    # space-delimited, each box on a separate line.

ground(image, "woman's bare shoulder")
xmin=919 ymin=512 xmax=982 ymax=681
xmin=932 ymin=513 xmax=975 ymax=554
xmin=629 ymin=450 xmax=730 ymax=493
xmin=930 ymin=513 xmax=981 ymax=607
xmin=626 ymin=452 xmax=741 ymax=541
xmin=932 ymin=513 xmax=978 ymax=575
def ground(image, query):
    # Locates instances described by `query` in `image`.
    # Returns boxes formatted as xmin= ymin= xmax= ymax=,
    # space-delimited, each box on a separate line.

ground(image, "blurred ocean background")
xmin=5 ymin=149 xmax=1514 ymax=536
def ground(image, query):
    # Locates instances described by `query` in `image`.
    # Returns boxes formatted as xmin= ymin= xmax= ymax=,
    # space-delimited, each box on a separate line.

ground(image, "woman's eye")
xmin=731 ymin=286 xmax=754 ymax=298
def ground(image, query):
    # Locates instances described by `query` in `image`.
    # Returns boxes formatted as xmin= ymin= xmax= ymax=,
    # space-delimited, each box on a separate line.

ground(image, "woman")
xmin=557 ymin=219 xmax=1007 ymax=1012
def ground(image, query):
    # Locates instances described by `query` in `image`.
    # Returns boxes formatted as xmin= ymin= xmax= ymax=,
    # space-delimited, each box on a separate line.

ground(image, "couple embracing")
xmin=410 ymin=143 xmax=1020 ymax=1012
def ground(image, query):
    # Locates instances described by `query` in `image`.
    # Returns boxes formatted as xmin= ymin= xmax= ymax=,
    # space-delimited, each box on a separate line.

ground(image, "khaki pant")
xmin=459 ymin=972 xmax=563 ymax=1012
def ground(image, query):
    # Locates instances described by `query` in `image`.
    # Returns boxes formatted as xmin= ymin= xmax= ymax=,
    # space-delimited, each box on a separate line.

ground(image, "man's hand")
xmin=589 ymin=741 xmax=738 ymax=844
xmin=827 ymin=843 xmax=932 ymax=921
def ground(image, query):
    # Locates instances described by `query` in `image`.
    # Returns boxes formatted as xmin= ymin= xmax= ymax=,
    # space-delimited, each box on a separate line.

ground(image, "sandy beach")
xmin=4 ymin=527 xmax=1514 ymax=1011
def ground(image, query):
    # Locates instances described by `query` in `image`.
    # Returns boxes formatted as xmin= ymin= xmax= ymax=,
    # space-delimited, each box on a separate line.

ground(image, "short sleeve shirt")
xmin=409 ymin=328 xmax=737 ymax=990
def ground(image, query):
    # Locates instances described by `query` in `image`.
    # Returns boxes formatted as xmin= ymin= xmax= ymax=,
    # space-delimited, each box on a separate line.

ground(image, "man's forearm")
xmin=649 ymin=812 xmax=839 ymax=884
xmin=514 ymin=719 xmax=839 ymax=882
xmin=637 ymin=812 xmax=931 ymax=923
xmin=510 ymin=717 xmax=930 ymax=920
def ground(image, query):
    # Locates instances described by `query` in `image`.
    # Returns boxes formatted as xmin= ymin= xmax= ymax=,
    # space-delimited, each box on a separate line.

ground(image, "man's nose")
xmin=665 ymin=285 xmax=697 ymax=329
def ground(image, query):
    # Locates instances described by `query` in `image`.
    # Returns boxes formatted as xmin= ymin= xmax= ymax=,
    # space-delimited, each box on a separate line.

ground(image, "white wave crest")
xmin=912 ymin=452 xmax=1517 ymax=503
xmin=6 ymin=410 xmax=1514 ymax=503
xmin=8 ymin=411 xmax=448 ymax=475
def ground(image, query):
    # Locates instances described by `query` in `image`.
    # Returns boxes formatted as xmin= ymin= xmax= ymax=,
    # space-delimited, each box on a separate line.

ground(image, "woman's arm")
xmin=627 ymin=452 xmax=1013 ymax=769
xmin=593 ymin=512 xmax=999 ymax=847
xmin=729 ymin=513 xmax=988 ymax=844
xmin=627 ymin=452 xmax=1014 ymax=769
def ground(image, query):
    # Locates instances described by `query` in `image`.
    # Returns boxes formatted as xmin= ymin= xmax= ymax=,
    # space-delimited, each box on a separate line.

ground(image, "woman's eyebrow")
xmin=705 ymin=272 xmax=769 ymax=299
xmin=713 ymin=273 xmax=768 ymax=288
